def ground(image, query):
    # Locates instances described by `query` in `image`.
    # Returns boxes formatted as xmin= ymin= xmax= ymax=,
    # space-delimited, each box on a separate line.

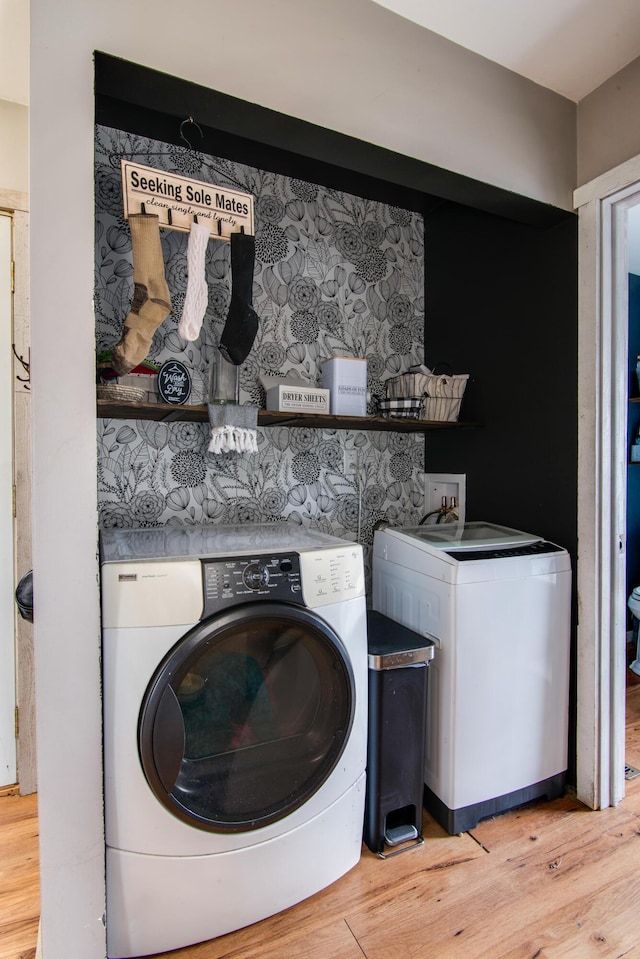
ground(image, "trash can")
xmin=628 ymin=587 xmax=640 ymax=676
xmin=15 ymin=570 xmax=33 ymax=623
xmin=364 ymin=609 xmax=434 ymax=858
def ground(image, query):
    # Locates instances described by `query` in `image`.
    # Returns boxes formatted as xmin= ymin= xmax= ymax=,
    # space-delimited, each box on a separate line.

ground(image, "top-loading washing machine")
xmin=373 ymin=521 xmax=571 ymax=834
xmin=100 ymin=523 xmax=367 ymax=958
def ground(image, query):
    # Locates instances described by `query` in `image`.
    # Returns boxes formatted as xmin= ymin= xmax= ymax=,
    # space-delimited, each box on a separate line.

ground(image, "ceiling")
xmin=372 ymin=0 xmax=640 ymax=102
xmin=3 ymin=0 xmax=640 ymax=106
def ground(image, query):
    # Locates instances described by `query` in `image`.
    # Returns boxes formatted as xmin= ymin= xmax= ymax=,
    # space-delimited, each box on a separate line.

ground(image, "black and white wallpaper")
xmin=95 ymin=125 xmax=426 ymax=578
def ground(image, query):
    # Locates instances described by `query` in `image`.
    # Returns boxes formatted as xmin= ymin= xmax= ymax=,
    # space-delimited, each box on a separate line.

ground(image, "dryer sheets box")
xmin=265 ymin=385 xmax=330 ymax=413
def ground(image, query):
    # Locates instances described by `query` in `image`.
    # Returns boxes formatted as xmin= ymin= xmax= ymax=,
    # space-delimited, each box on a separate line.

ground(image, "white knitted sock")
xmin=178 ymin=220 xmax=211 ymax=341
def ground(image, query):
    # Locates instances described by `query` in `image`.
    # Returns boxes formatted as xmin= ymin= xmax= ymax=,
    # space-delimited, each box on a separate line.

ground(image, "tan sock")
xmin=112 ymin=214 xmax=172 ymax=374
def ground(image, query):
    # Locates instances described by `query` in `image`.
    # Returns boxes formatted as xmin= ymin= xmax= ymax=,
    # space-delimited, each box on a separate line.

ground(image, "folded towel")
xmin=208 ymin=403 xmax=258 ymax=454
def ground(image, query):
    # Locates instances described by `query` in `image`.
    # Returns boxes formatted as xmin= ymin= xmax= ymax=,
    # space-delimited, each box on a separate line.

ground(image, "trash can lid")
xmin=366 ymin=609 xmax=435 ymax=670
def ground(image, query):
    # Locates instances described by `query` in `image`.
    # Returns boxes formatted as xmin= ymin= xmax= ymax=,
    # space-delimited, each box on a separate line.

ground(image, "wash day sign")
xmin=120 ymin=161 xmax=254 ymax=239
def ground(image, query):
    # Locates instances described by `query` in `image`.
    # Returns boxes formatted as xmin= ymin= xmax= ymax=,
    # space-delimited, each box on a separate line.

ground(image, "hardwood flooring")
xmin=4 ymin=671 xmax=640 ymax=959
xmin=0 ymin=788 xmax=38 ymax=959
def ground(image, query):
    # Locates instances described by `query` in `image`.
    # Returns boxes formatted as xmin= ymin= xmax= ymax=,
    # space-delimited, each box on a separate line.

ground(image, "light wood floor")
xmin=5 ymin=671 xmax=640 ymax=959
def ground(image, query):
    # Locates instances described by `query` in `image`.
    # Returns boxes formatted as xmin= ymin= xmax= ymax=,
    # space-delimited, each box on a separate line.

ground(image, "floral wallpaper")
xmin=95 ymin=124 xmax=426 ymax=584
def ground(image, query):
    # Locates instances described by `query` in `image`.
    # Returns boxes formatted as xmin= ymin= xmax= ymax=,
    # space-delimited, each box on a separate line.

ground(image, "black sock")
xmin=219 ymin=232 xmax=259 ymax=365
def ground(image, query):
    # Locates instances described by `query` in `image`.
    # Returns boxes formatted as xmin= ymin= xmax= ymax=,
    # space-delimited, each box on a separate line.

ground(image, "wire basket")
xmin=379 ymin=397 xmax=423 ymax=419
xmin=385 ymin=372 xmax=430 ymax=399
xmin=385 ymin=370 xmax=469 ymax=421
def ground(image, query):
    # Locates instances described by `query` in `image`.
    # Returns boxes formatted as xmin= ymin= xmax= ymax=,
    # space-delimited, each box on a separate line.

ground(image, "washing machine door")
xmin=139 ymin=602 xmax=355 ymax=832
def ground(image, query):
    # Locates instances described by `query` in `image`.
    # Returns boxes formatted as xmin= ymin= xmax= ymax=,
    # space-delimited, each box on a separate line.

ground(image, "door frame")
xmin=574 ymin=154 xmax=640 ymax=809
xmin=0 ymin=188 xmax=35 ymax=795
xmin=0 ymin=210 xmax=16 ymax=787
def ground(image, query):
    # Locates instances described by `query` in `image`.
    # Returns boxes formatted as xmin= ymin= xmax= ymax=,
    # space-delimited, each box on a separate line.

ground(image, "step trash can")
xmin=15 ymin=570 xmax=33 ymax=623
xmin=364 ymin=609 xmax=434 ymax=858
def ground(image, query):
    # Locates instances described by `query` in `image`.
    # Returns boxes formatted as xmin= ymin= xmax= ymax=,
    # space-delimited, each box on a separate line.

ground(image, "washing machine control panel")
xmin=201 ymin=552 xmax=304 ymax=616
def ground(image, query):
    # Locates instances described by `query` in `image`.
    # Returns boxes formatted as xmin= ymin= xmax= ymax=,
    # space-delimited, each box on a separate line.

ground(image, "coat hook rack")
xmin=120 ymin=159 xmax=255 ymax=241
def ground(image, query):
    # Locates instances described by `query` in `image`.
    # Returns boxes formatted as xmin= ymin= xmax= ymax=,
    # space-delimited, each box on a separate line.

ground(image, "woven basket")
xmin=97 ymin=383 xmax=147 ymax=402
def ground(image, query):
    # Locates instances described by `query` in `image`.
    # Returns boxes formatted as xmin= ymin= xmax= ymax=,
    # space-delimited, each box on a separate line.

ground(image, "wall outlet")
xmin=424 ymin=472 xmax=466 ymax=523
xmin=344 ymin=450 xmax=359 ymax=474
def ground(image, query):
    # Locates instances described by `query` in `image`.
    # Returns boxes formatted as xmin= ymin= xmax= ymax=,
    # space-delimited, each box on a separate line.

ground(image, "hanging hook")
xmin=179 ymin=116 xmax=204 ymax=151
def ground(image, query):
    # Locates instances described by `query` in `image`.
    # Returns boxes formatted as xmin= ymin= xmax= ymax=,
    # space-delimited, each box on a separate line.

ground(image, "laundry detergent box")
xmin=321 ymin=357 xmax=368 ymax=416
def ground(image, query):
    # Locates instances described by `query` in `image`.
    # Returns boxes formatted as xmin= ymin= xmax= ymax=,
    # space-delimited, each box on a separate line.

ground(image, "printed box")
xmin=321 ymin=357 xmax=368 ymax=416
xmin=266 ymin=385 xmax=330 ymax=414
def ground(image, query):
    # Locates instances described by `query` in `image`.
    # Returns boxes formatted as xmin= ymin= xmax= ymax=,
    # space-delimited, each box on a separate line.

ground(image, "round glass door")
xmin=139 ymin=602 xmax=355 ymax=832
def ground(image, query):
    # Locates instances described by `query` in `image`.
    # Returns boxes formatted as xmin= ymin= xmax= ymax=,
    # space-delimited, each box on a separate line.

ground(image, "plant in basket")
xmin=97 ymin=350 xmax=160 ymax=402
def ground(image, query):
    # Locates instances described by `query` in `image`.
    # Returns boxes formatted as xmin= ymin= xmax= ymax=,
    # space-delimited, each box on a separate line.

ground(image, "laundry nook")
xmin=88 ymin=74 xmax=576 ymax=948
xmin=8 ymin=3 xmax=640 ymax=958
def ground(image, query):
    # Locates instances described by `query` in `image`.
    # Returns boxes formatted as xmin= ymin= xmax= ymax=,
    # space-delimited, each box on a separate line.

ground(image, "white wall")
xmin=577 ymin=55 xmax=640 ymax=188
xmin=0 ymin=99 xmax=27 ymax=196
xmin=30 ymin=1 xmax=578 ymax=955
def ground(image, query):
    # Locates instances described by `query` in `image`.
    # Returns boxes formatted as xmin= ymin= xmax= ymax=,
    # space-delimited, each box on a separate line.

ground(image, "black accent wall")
xmin=423 ymin=200 xmax=578 ymax=552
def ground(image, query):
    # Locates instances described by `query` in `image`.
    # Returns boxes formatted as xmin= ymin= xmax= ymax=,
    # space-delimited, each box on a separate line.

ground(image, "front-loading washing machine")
xmin=100 ymin=523 xmax=367 ymax=958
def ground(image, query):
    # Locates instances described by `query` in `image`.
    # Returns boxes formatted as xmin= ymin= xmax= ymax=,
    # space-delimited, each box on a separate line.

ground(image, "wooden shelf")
xmin=97 ymin=399 xmax=479 ymax=433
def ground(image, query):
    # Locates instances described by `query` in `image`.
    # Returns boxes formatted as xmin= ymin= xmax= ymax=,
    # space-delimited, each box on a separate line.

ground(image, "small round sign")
xmin=157 ymin=360 xmax=192 ymax=405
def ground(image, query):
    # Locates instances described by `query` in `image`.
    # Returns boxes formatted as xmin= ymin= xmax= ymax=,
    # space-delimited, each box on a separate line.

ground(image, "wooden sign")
xmin=121 ymin=161 xmax=254 ymax=241
xmin=157 ymin=361 xmax=192 ymax=405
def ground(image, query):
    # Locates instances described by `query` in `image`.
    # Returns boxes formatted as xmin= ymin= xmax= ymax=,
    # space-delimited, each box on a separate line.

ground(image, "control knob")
xmin=243 ymin=562 xmax=269 ymax=590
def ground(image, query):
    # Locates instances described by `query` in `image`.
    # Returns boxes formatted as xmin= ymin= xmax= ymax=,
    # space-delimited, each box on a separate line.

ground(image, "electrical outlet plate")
xmin=424 ymin=472 xmax=466 ymax=523
xmin=344 ymin=450 xmax=359 ymax=474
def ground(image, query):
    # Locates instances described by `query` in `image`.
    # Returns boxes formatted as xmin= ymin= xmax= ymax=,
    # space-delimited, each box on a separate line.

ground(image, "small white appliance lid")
xmin=391 ymin=521 xmax=542 ymax=551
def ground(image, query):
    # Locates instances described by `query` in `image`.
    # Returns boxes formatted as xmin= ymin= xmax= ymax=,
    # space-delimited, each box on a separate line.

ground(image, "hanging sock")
xmin=207 ymin=403 xmax=258 ymax=454
xmin=178 ymin=220 xmax=211 ymax=342
xmin=219 ymin=231 xmax=259 ymax=365
xmin=112 ymin=214 xmax=172 ymax=375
